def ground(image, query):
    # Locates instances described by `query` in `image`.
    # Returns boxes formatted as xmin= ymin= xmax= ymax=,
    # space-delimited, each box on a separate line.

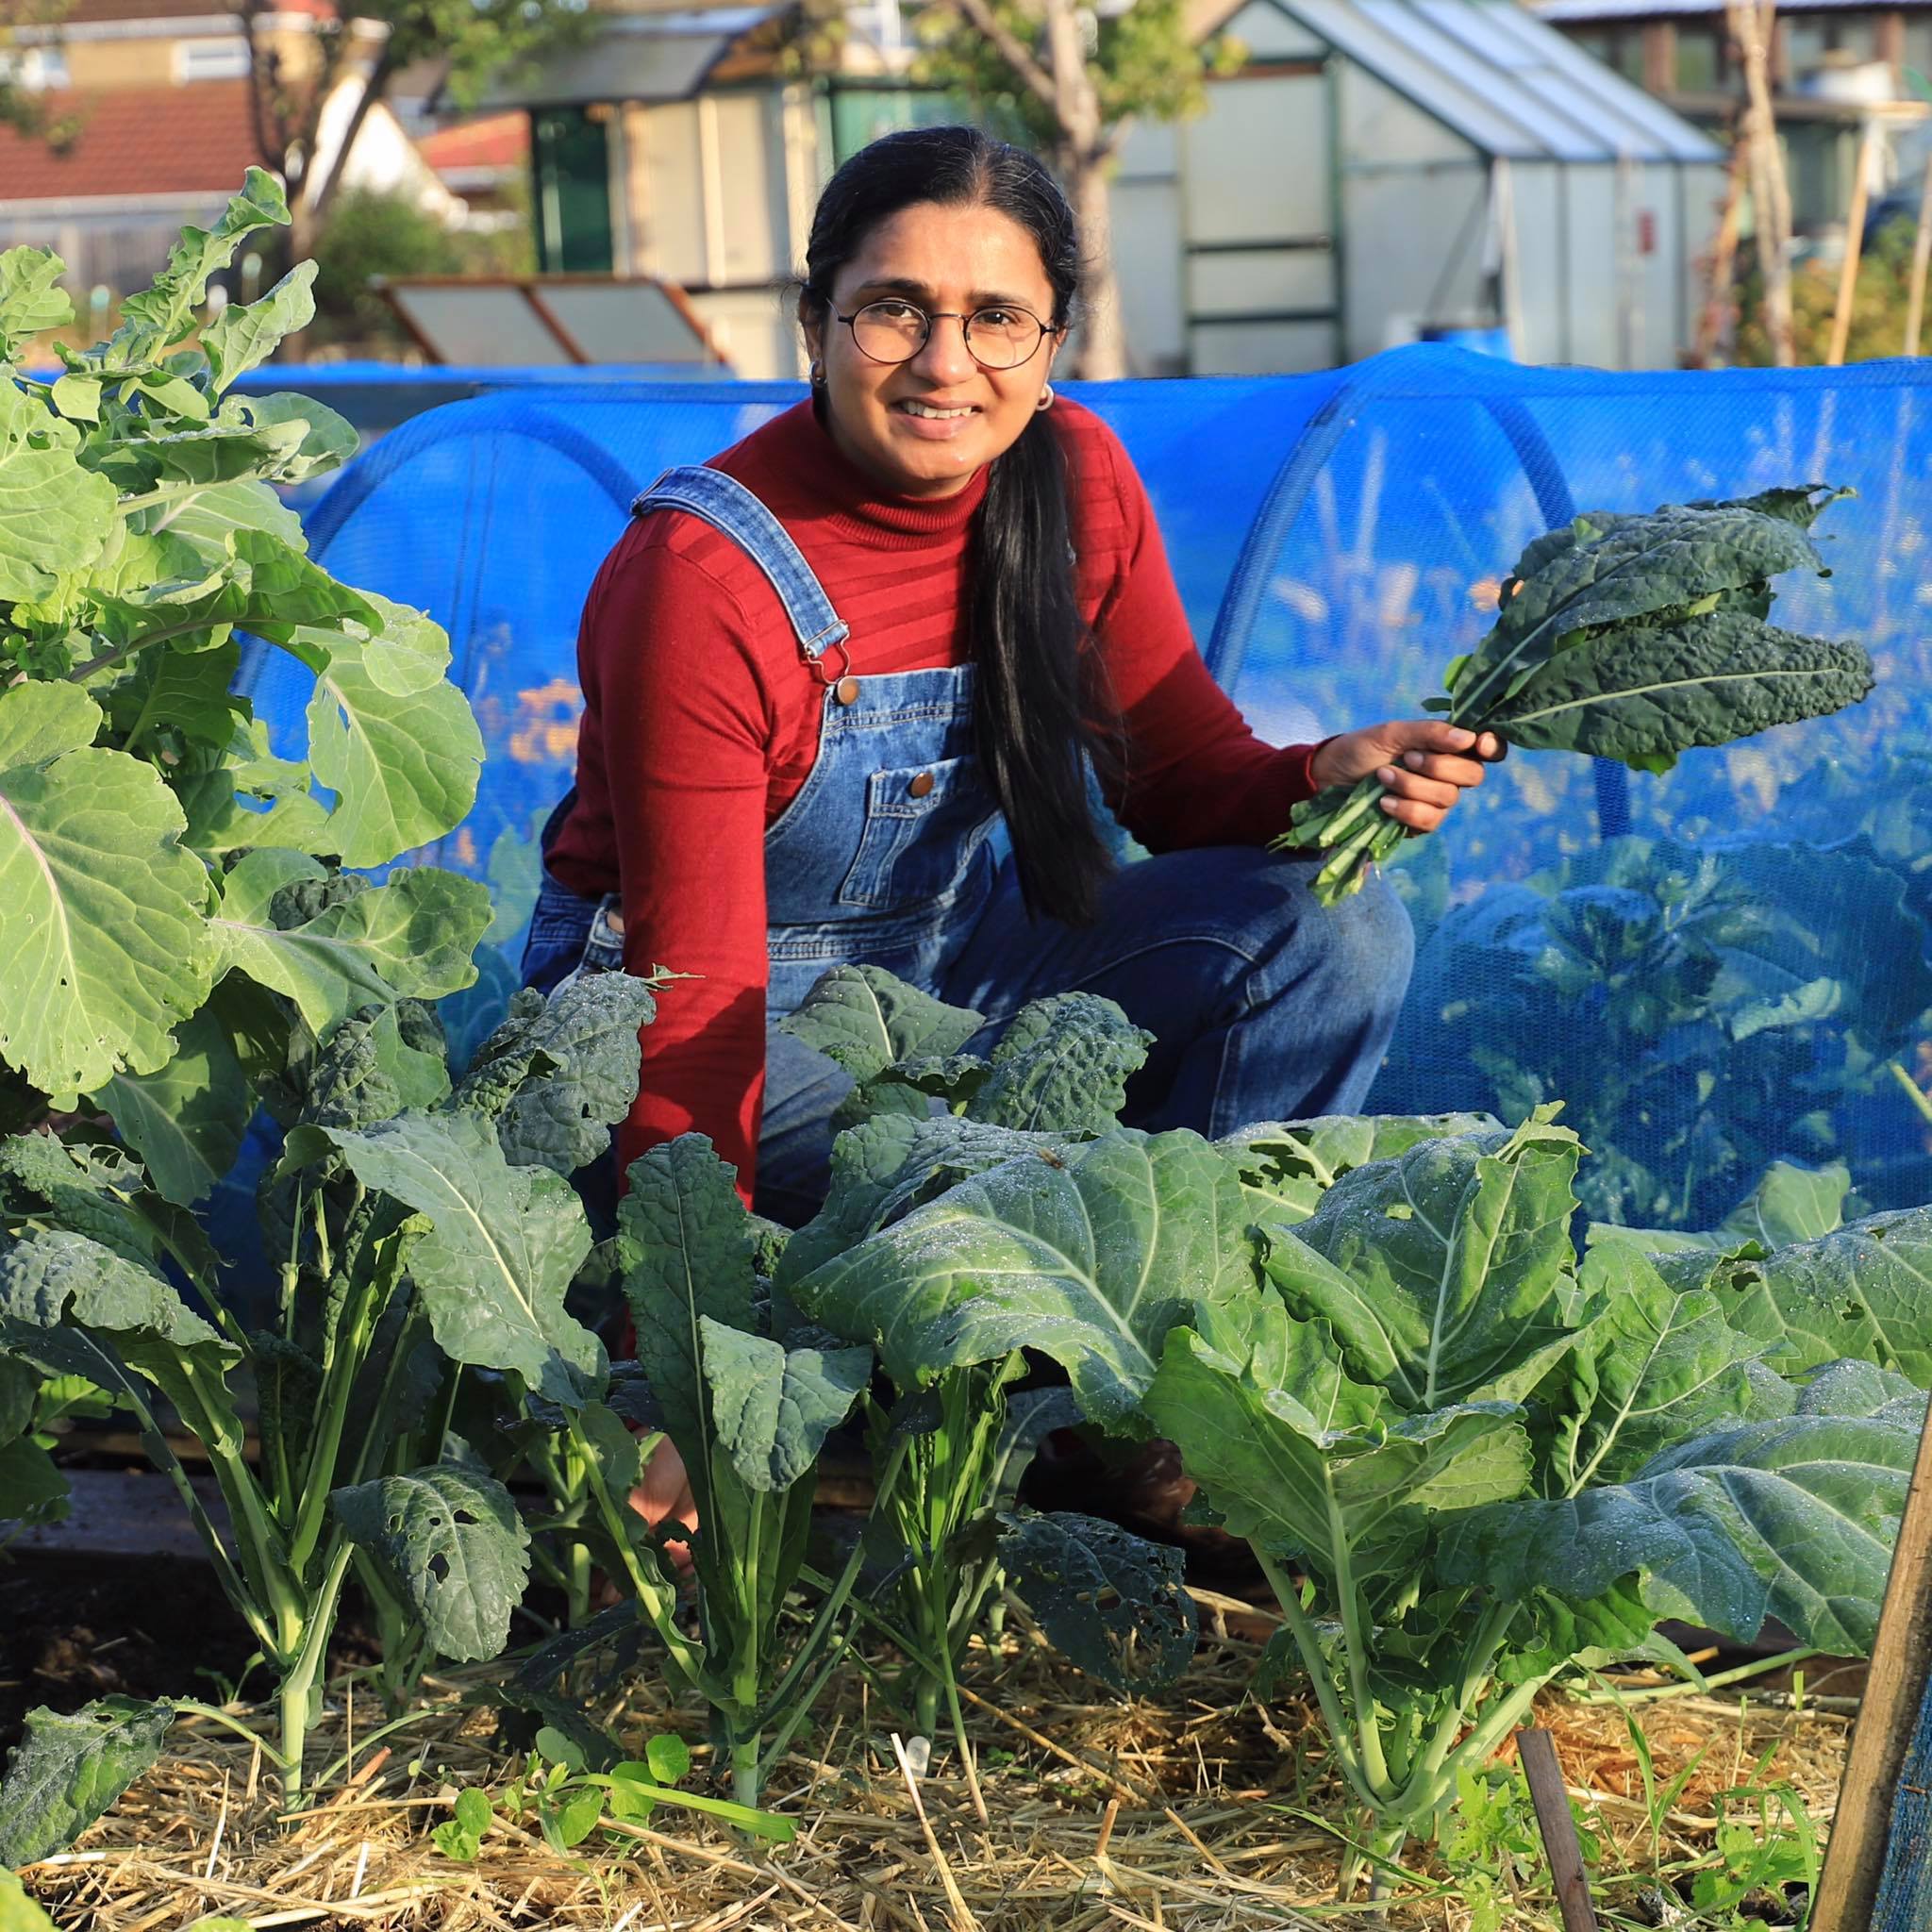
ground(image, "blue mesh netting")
xmin=245 ymin=343 xmax=1932 ymax=1233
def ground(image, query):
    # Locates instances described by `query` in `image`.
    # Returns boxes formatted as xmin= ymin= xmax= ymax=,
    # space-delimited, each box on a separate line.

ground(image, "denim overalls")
xmin=527 ymin=464 xmax=1418 ymax=1225
xmin=524 ymin=465 xmax=999 ymax=1017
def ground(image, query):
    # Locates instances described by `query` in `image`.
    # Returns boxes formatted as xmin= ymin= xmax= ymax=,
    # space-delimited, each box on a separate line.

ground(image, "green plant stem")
xmin=172 ymin=1699 xmax=290 ymax=1767
xmin=1329 ymin=1542 xmax=1393 ymax=1799
xmin=1576 ymin=1645 xmax=1824 ymax=1707
xmin=1255 ymin=1550 xmax=1380 ymax=1812
xmin=275 ymin=1538 xmax=355 ymax=1807
xmin=1890 ymin=1058 xmax=1932 ymax=1127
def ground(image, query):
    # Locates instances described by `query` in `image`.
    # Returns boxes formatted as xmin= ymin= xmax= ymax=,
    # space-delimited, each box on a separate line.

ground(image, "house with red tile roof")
xmin=0 ymin=0 xmax=460 ymax=294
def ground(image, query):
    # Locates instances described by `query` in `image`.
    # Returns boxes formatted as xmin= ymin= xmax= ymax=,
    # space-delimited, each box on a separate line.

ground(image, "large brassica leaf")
xmin=1143 ymin=1291 xmax=1531 ymax=1587
xmin=791 ymin=1125 xmax=1256 ymax=1429
xmin=1551 ymin=1244 xmax=1762 ymax=1490
xmin=1259 ymin=1115 xmax=1582 ymax=1409
xmin=1706 ymin=1205 xmax=1932 ymax=1386
xmin=0 ymin=1696 xmax=174 ymax=1868
xmin=0 ymin=381 xmax=117 ymax=602
xmin=89 ymin=1005 xmax=251 ymax=1208
xmin=774 ymin=1111 xmax=1067 ymax=1293
xmin=1218 ymin=1112 xmax=1501 ymax=1228
xmin=284 ymin=598 xmax=485 ymax=869
xmin=1438 ymin=1383 xmax=1924 ymax=1654
xmin=0 ymin=682 xmax=217 ymax=1101
xmin=777 ymin=964 xmax=982 ymax=1082
xmin=212 ymin=852 xmax=489 ymax=1040
xmin=1588 ymin=1158 xmax=1851 ymax=1256
xmin=332 ymin=1466 xmax=531 ymax=1663
xmin=286 ymin=1110 xmax=599 ymax=1407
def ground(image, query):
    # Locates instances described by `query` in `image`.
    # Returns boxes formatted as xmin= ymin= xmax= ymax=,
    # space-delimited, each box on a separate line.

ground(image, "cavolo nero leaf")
xmin=288 ymin=1109 xmax=600 ymax=1407
xmin=1484 ymin=613 xmax=1874 ymax=772
xmin=0 ymin=681 xmax=218 ymax=1101
xmin=0 ymin=1696 xmax=175 ymax=1868
xmin=1260 ymin=1115 xmax=1582 ymax=1410
xmin=792 ymin=1126 xmax=1257 ymax=1430
xmin=966 ymin=992 xmax=1153 ymax=1136
xmin=619 ymin=1134 xmax=758 ymax=1526
xmin=455 ymin=974 xmax=659 ymax=1175
xmin=697 ymin=1317 xmax=871 ymax=1492
xmin=332 ymin=1466 xmax=531 ymax=1663
xmin=996 ymin=1508 xmax=1199 ymax=1695
xmin=1438 ymin=1397 xmax=1923 ymax=1655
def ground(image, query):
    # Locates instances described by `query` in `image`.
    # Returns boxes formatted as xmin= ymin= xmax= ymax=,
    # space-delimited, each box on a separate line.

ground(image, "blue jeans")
xmin=755 ymin=844 xmax=1415 ymax=1224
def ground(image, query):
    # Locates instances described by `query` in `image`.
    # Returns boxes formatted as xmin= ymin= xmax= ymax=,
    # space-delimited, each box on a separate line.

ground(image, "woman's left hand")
xmin=1309 ymin=722 xmax=1506 ymax=834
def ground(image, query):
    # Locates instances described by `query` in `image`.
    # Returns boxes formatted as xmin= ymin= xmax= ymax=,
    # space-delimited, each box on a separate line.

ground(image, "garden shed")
xmin=1110 ymin=0 xmax=1727 ymax=373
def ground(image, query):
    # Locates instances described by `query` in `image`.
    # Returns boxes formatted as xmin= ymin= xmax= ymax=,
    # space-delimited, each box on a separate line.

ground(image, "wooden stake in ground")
xmin=1517 ymin=1728 xmax=1598 ymax=1932
xmin=1694 ymin=130 xmax=1748 ymax=367
xmin=1827 ymin=126 xmax=1881 ymax=367
xmin=1905 ymin=154 xmax=1932 ymax=356
xmin=1811 ymin=1392 xmax=1932 ymax=1930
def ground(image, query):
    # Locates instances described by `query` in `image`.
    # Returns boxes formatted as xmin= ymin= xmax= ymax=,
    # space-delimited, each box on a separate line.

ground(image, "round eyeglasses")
xmin=835 ymin=298 xmax=1057 ymax=371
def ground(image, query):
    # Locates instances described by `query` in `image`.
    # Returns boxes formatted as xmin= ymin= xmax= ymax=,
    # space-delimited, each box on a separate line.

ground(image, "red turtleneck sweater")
xmin=546 ymin=398 xmax=1323 ymax=1200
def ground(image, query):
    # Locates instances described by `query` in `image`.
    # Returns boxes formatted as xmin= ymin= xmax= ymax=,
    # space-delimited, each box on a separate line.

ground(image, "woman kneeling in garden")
xmin=526 ymin=126 xmax=1499 ymax=1524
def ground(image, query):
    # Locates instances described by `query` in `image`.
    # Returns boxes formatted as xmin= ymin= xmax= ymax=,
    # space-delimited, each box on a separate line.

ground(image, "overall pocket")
xmin=838 ymin=755 xmax=996 ymax=912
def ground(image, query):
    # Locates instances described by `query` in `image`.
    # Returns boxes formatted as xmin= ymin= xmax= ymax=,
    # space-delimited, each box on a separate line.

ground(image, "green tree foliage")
xmin=912 ymin=0 xmax=1238 ymax=375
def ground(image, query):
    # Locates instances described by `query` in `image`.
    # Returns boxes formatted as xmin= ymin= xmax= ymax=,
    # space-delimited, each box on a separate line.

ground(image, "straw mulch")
xmin=19 ymin=1596 xmax=1855 ymax=1932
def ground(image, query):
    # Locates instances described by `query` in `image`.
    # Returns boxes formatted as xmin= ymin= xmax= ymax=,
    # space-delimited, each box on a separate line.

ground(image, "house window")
xmin=174 ymin=37 xmax=252 ymax=83
xmin=0 ymin=45 xmax=69 ymax=88
xmin=1674 ymin=25 xmax=1727 ymax=91
xmin=1903 ymin=18 xmax=1932 ymax=86
xmin=1783 ymin=13 xmax=1881 ymax=84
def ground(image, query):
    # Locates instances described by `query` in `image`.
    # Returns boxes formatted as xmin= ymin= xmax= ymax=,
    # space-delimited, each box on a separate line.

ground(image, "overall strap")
xmin=632 ymin=466 xmax=851 ymax=676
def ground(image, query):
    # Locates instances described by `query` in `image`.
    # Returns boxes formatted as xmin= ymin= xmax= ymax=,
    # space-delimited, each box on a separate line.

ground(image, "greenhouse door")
xmin=1181 ymin=64 xmax=1338 ymax=375
xmin=534 ymin=107 xmax=615 ymax=275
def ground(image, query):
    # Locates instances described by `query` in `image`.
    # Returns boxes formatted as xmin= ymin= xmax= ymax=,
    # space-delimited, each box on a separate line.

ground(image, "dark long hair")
xmin=800 ymin=125 xmax=1118 ymax=926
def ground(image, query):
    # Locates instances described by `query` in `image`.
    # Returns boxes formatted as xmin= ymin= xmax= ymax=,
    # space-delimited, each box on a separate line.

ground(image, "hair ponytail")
xmin=801 ymin=124 xmax=1120 ymax=926
xmin=974 ymin=405 xmax=1118 ymax=925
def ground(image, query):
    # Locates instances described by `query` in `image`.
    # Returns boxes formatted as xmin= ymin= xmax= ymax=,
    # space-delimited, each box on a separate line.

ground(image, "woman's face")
xmin=803 ymin=200 xmax=1062 ymax=499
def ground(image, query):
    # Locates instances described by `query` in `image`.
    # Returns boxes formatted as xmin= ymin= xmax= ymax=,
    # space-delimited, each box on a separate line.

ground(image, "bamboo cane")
xmin=1827 ymin=125 xmax=1881 ymax=366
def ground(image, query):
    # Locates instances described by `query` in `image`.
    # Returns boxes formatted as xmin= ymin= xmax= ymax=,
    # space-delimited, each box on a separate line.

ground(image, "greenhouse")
xmin=3 ymin=175 xmax=1930 ymax=1932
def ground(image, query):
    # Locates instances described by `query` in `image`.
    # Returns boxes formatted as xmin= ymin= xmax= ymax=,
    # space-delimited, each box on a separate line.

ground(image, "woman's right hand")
xmin=631 ymin=1435 xmax=698 ymax=1571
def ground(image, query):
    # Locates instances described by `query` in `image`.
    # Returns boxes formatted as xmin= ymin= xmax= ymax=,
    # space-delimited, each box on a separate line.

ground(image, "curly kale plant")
xmin=1277 ymin=487 xmax=1874 ymax=904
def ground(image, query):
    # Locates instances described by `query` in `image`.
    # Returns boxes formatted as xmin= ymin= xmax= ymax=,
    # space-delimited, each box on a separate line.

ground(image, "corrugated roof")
xmin=1535 ymin=0 xmax=1878 ymax=16
xmin=1279 ymin=0 xmax=1723 ymax=160
xmin=483 ymin=3 xmax=783 ymax=108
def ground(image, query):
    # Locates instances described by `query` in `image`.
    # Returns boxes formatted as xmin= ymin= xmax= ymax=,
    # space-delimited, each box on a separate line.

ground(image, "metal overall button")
xmin=908 ymin=770 xmax=935 ymax=798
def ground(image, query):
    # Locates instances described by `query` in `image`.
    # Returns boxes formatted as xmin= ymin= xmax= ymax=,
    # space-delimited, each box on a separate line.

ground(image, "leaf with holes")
xmin=997 ymin=1508 xmax=1198 ymax=1695
xmin=332 ymin=1467 xmax=531 ymax=1663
